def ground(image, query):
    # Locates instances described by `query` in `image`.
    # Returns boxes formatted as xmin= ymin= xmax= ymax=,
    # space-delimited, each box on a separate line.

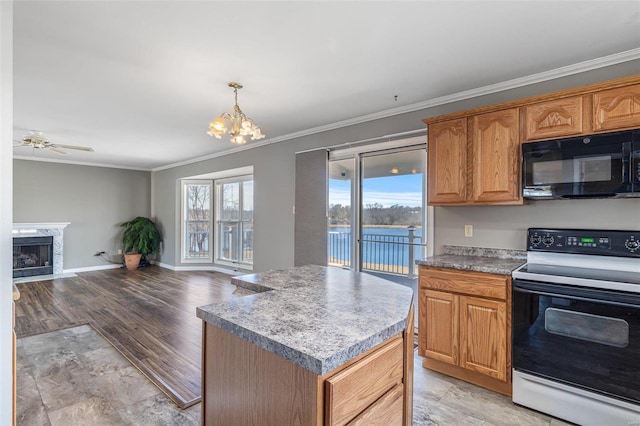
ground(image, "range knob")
xmin=625 ymin=238 xmax=639 ymax=252
xmin=530 ymin=235 xmax=542 ymax=246
xmin=542 ymin=235 xmax=555 ymax=246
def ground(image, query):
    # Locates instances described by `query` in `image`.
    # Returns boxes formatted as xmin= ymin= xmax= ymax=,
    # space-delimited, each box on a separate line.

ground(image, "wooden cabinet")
xmin=522 ymin=95 xmax=589 ymax=141
xmin=471 ymin=109 xmax=521 ymax=203
xmin=420 ymin=289 xmax=458 ymax=365
xmin=325 ymin=337 xmax=404 ymax=426
xmin=427 ymin=119 xmax=467 ymax=204
xmin=424 ymin=75 xmax=640 ymax=207
xmin=593 ymin=83 xmax=640 ymax=132
xmin=202 ymin=305 xmax=414 ymax=426
xmin=427 ymin=110 xmax=522 ymax=206
xmin=348 ymin=384 xmax=404 ymax=425
xmin=459 ymin=295 xmax=507 ymax=381
xmin=418 ymin=267 xmax=511 ymax=396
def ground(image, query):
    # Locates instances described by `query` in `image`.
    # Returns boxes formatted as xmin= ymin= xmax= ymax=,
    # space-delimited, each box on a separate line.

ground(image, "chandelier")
xmin=207 ymin=82 xmax=265 ymax=144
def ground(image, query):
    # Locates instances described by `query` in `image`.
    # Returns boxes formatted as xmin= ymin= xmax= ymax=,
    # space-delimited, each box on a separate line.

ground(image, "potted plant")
xmin=120 ymin=216 xmax=162 ymax=271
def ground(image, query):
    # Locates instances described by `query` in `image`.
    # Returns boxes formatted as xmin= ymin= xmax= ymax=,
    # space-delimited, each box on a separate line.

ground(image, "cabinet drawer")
xmin=347 ymin=384 xmax=404 ymax=426
xmin=325 ymin=337 xmax=404 ymax=426
xmin=420 ymin=267 xmax=507 ymax=300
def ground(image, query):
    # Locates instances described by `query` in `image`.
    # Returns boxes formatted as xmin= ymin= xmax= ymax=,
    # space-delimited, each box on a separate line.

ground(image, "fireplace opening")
xmin=13 ymin=236 xmax=54 ymax=278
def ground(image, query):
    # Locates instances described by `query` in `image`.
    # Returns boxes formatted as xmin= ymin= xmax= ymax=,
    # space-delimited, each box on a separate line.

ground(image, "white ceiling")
xmin=12 ymin=1 xmax=640 ymax=171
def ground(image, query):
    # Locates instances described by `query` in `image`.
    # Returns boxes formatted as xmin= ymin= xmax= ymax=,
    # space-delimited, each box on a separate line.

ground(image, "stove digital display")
xmin=581 ymin=237 xmax=595 ymax=243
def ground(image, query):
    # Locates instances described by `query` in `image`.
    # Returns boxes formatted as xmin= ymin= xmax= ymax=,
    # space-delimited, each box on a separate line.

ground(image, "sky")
xmin=329 ymin=174 xmax=423 ymax=208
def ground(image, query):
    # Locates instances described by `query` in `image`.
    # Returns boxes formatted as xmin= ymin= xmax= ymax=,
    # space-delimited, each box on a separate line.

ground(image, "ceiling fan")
xmin=14 ymin=130 xmax=94 ymax=155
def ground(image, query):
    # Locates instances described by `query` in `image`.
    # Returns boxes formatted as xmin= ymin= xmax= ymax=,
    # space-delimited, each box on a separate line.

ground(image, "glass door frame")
xmin=328 ymin=137 xmax=433 ymax=273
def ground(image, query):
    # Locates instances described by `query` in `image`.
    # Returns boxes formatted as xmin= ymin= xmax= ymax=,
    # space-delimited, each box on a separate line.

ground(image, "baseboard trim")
xmin=64 ymin=264 xmax=122 ymax=273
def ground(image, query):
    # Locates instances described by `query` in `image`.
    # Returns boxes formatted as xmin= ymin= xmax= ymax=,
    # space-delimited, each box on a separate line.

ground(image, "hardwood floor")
xmin=14 ymin=266 xmax=248 ymax=409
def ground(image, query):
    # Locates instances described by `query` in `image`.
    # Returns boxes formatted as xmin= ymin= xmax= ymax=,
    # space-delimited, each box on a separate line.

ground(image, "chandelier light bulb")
xmin=207 ymin=82 xmax=265 ymax=144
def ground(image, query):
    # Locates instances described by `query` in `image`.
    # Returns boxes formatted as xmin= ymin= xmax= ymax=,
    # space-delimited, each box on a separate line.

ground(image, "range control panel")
xmin=528 ymin=228 xmax=640 ymax=258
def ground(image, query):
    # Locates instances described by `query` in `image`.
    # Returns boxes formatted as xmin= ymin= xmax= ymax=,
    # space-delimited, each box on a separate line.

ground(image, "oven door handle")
xmin=513 ymin=279 xmax=640 ymax=309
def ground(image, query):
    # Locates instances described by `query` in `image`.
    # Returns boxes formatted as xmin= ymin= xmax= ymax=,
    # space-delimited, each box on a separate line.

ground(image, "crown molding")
xmin=153 ymin=48 xmax=640 ymax=172
xmin=14 ymin=49 xmax=640 ymax=173
xmin=13 ymin=155 xmax=151 ymax=171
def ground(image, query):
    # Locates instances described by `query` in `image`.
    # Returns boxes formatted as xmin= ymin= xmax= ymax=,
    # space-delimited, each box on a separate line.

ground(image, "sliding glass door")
xmin=328 ymin=146 xmax=426 ymax=281
xmin=360 ymin=149 xmax=425 ymax=279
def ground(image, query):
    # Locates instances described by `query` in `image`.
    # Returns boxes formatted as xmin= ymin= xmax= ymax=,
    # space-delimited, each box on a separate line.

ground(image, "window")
xmin=181 ymin=180 xmax=213 ymax=262
xmin=215 ymin=176 xmax=253 ymax=268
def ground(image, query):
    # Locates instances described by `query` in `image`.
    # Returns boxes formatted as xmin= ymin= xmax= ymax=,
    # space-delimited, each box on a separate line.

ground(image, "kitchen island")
xmin=196 ymin=265 xmax=414 ymax=425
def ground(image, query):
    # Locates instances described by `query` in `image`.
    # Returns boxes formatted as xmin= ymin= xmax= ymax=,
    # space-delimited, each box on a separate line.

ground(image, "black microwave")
xmin=522 ymin=129 xmax=640 ymax=199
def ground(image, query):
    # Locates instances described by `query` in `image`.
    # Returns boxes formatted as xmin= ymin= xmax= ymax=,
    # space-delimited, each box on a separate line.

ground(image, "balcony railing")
xmin=328 ymin=227 xmax=422 ymax=278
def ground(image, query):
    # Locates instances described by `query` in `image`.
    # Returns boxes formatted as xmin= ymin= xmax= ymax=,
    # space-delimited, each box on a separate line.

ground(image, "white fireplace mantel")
xmin=13 ymin=222 xmax=70 ymax=276
xmin=13 ymin=222 xmax=70 ymax=232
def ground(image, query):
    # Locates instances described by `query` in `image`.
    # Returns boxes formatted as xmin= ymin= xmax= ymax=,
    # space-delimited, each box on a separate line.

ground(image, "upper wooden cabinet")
xmin=522 ymin=95 xmax=589 ymax=141
xmin=426 ymin=110 xmax=522 ymax=206
xmin=427 ymin=119 xmax=467 ymax=204
xmin=424 ymin=75 xmax=640 ymax=207
xmin=593 ymin=83 xmax=640 ymax=132
xmin=471 ymin=109 xmax=521 ymax=204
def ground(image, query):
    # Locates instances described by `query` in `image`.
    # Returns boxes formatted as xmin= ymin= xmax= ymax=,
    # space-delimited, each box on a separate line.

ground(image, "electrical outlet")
xmin=464 ymin=225 xmax=473 ymax=238
xmin=117 ymin=249 xmax=122 ymax=255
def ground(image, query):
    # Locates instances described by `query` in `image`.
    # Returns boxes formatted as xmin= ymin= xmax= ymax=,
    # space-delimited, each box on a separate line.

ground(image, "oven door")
xmin=513 ymin=279 xmax=640 ymax=405
xmin=522 ymin=130 xmax=635 ymax=199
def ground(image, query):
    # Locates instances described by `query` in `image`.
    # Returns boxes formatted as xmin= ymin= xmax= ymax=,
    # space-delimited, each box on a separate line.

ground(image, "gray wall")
xmin=294 ymin=150 xmax=328 ymax=266
xmin=434 ymin=199 xmax=640 ymax=253
xmin=153 ymin=60 xmax=640 ymax=272
xmin=13 ymin=160 xmax=151 ymax=269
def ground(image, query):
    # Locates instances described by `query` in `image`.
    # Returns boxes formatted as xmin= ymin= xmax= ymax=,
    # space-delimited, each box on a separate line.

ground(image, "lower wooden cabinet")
xmin=420 ymin=289 xmax=458 ymax=365
xmin=348 ymin=384 xmax=404 ymax=425
xmin=459 ymin=295 xmax=507 ymax=381
xmin=202 ymin=305 xmax=414 ymax=426
xmin=325 ymin=337 xmax=404 ymax=426
xmin=418 ymin=267 xmax=511 ymax=396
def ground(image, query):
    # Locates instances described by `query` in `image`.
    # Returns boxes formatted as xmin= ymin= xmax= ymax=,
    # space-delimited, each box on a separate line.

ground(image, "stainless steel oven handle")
xmin=513 ymin=279 xmax=640 ymax=309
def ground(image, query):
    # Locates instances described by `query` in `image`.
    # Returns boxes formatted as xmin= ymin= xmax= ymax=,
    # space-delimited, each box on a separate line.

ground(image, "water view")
xmin=328 ymin=226 xmax=423 ymax=276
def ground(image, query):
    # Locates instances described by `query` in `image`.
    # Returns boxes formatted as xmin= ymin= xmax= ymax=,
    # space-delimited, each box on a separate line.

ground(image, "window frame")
xmin=214 ymin=174 xmax=254 ymax=270
xmin=180 ymin=179 xmax=214 ymax=263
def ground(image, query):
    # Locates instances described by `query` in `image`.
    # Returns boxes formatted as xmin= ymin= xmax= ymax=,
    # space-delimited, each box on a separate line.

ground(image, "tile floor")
xmin=16 ymin=325 xmax=200 ymax=426
xmin=16 ymin=325 xmax=572 ymax=425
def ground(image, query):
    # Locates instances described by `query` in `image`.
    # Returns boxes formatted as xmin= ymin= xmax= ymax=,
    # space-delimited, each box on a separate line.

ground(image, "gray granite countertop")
xmin=196 ymin=265 xmax=413 ymax=375
xmin=416 ymin=245 xmax=526 ymax=275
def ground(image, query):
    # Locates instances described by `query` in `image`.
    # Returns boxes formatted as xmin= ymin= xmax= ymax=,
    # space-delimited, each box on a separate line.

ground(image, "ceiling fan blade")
xmin=49 ymin=147 xmax=68 ymax=155
xmin=54 ymin=144 xmax=94 ymax=152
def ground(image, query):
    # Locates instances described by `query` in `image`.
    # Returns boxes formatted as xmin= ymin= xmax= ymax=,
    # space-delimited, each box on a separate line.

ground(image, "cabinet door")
xmin=471 ymin=109 xmax=522 ymax=204
xmin=427 ymin=118 xmax=467 ymax=205
xmin=419 ymin=289 xmax=458 ymax=365
xmin=593 ymin=84 xmax=640 ymax=132
xmin=523 ymin=96 xmax=588 ymax=141
xmin=459 ymin=296 xmax=507 ymax=381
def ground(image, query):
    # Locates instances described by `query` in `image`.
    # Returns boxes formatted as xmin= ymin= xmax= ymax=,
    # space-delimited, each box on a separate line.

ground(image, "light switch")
xmin=464 ymin=225 xmax=473 ymax=238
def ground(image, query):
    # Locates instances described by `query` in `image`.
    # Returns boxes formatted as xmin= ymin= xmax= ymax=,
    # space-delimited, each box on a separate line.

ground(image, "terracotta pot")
xmin=124 ymin=253 xmax=142 ymax=271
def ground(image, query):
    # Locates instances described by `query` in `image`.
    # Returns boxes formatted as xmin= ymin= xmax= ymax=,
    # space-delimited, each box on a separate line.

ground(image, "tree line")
xmin=329 ymin=203 xmax=421 ymax=226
